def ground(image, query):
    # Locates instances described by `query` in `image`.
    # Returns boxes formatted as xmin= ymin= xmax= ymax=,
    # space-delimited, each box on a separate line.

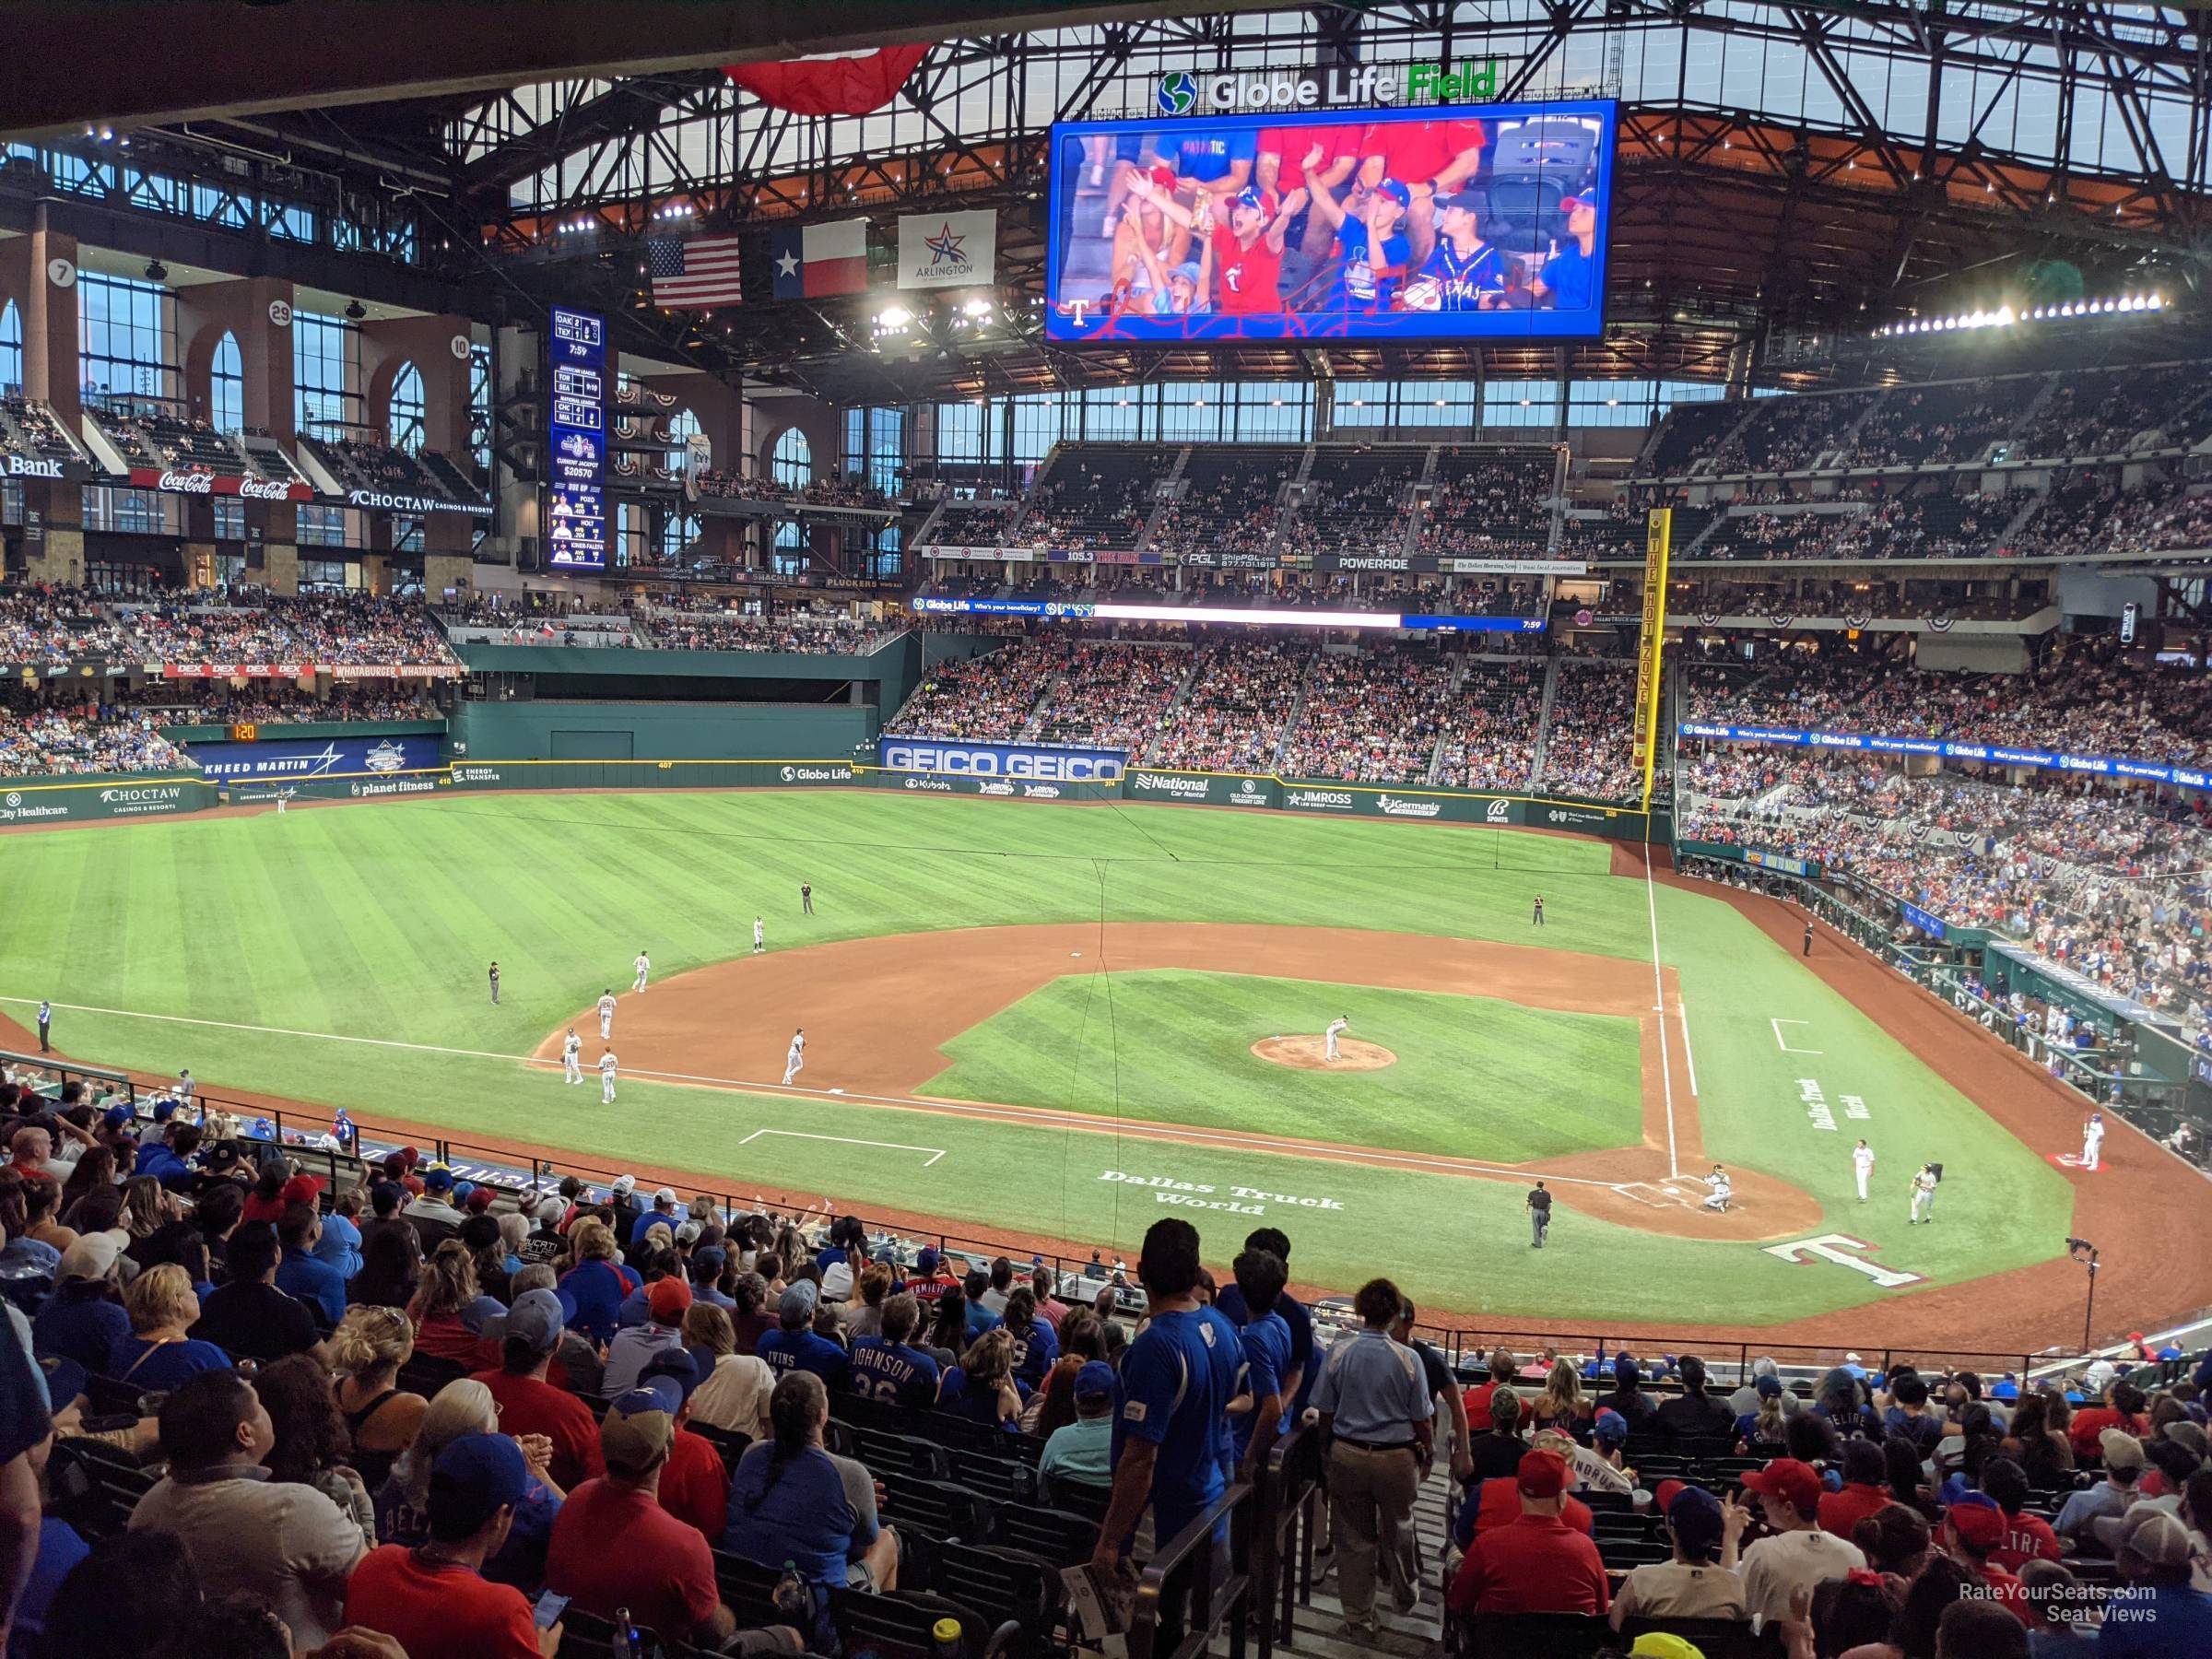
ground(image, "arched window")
xmin=0 ymin=301 xmax=20 ymax=396
xmin=209 ymin=333 xmax=242 ymax=433
xmin=665 ymin=406 xmax=702 ymax=475
xmin=659 ymin=509 xmax=701 ymax=565
xmin=770 ymin=426 xmax=811 ymax=488
xmin=388 ymin=360 xmax=425 ymax=453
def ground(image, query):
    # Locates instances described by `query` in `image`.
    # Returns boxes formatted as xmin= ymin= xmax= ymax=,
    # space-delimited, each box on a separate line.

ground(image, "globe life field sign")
xmin=1156 ymin=61 xmax=1505 ymax=114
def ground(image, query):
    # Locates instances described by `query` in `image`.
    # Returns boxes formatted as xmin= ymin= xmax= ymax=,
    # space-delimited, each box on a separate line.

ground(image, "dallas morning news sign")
xmin=1677 ymin=721 xmax=2212 ymax=793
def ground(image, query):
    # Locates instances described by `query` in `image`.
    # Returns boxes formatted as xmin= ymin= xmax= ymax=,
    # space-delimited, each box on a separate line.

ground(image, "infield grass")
xmin=0 ymin=790 xmax=2076 ymax=1324
xmin=922 ymin=969 xmax=1644 ymax=1161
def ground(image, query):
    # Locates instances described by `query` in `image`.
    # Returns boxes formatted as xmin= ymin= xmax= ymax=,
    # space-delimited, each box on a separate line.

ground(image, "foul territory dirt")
xmin=532 ymin=921 xmax=1819 ymax=1242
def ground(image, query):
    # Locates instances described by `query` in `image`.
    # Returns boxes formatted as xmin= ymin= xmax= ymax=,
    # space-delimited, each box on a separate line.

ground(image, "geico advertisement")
xmin=877 ymin=738 xmax=1126 ymax=782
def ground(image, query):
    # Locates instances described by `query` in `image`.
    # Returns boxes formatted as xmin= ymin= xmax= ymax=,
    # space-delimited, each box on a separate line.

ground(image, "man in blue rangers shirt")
xmin=1091 ymin=1218 xmax=1242 ymax=1585
xmin=1535 ymin=192 xmax=1601 ymax=311
xmin=1213 ymin=1226 xmax=1316 ymax=1422
xmin=847 ymin=1292 xmax=941 ymax=1408
xmin=1304 ymin=173 xmax=1413 ymax=313
xmin=1413 ymin=190 xmax=1509 ymax=311
xmin=753 ymin=1282 xmax=851 ymax=1390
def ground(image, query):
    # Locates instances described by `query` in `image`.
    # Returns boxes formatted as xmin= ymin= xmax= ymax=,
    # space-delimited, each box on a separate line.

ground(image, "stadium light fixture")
xmin=877 ymin=304 xmax=913 ymax=329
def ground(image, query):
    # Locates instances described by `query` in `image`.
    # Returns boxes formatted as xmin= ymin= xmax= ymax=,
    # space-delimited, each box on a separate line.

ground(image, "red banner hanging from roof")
xmin=724 ymin=45 xmax=928 ymax=116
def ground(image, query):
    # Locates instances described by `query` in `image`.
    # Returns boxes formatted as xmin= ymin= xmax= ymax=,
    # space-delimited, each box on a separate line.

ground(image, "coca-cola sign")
xmin=238 ymin=477 xmax=290 ymax=500
xmin=158 ymin=470 xmax=214 ymax=495
xmin=126 ymin=467 xmax=310 ymax=502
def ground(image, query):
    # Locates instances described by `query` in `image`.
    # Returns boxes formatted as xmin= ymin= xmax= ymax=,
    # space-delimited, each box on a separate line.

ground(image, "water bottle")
xmin=611 ymin=1606 xmax=636 ymax=1659
xmin=932 ymin=1615 xmax=964 ymax=1656
xmin=772 ymin=1559 xmax=812 ymax=1626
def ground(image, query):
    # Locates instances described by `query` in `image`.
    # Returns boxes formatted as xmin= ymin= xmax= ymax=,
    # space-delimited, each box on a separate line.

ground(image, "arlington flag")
xmin=896 ymin=209 xmax=997 ymax=289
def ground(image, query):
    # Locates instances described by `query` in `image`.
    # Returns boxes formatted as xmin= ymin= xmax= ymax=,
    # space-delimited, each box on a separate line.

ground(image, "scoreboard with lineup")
xmin=547 ymin=306 xmax=607 ymax=571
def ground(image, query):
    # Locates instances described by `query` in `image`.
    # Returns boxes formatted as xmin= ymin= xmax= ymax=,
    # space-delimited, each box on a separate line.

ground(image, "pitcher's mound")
xmin=1252 ymin=1035 xmax=1397 ymax=1072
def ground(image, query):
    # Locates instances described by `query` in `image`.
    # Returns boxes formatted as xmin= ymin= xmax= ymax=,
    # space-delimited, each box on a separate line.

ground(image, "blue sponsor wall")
xmin=877 ymin=736 xmax=1127 ymax=782
xmin=185 ymin=733 xmax=445 ymax=782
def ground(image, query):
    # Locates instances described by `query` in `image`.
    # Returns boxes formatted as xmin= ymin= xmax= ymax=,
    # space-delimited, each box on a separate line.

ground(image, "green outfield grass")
xmin=0 ymin=790 xmax=2077 ymax=1325
xmin=922 ymin=969 xmax=1644 ymax=1161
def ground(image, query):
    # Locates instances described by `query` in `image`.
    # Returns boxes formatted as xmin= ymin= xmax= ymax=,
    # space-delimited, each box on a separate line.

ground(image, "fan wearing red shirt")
xmin=1978 ymin=1458 xmax=2062 ymax=1573
xmin=640 ymin=1347 xmax=729 ymax=1540
xmin=1942 ymin=1500 xmax=2030 ymax=1623
xmin=1447 ymin=1449 xmax=1611 ymax=1617
xmin=344 ymin=1433 xmax=555 ymax=1659
xmin=470 ymin=1288 xmax=605 ymax=1492
xmin=1125 ymin=178 xmax=1307 ymax=320
xmin=2067 ymin=1381 xmax=2150 ymax=1458
xmin=546 ymin=1380 xmax=785 ymax=1653
xmin=1819 ymin=1441 xmax=1894 ymax=1541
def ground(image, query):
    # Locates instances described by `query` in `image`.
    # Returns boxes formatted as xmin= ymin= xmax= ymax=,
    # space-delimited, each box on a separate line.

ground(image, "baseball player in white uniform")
xmin=1909 ymin=1165 xmax=1936 ymax=1223
xmin=753 ymin=916 xmax=766 ymax=956
xmin=599 ymin=1047 xmax=619 ymax=1104
xmin=2080 ymin=1112 xmax=2104 ymax=1171
xmin=633 ymin=950 xmax=651 ymax=994
xmin=782 ymin=1028 xmax=806 ymax=1086
xmin=1324 ymin=1015 xmax=1349 ymax=1062
xmin=561 ymin=1029 xmax=583 ymax=1086
xmin=1853 ymin=1139 xmax=1876 ymax=1201
xmin=1702 ymin=1164 xmax=1732 ymax=1212
xmin=597 ymin=989 xmax=617 ymax=1041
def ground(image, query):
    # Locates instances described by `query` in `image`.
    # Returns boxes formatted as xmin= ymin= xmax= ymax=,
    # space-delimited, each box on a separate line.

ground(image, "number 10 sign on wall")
xmin=547 ymin=306 xmax=606 ymax=571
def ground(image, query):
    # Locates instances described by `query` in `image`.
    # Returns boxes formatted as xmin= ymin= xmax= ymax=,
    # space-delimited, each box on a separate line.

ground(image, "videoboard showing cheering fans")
xmin=1043 ymin=100 xmax=1615 ymax=343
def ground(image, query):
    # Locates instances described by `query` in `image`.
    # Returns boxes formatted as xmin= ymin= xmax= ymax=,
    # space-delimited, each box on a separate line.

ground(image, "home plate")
xmin=830 ymin=1088 xmax=845 ymax=1095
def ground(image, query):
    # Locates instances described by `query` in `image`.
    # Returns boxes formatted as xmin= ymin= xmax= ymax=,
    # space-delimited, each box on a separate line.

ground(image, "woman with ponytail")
xmin=720 ymin=1372 xmax=900 ymax=1592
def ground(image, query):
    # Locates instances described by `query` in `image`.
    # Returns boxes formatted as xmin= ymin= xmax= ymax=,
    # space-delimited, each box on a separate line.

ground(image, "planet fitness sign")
xmin=1677 ymin=721 xmax=2212 ymax=794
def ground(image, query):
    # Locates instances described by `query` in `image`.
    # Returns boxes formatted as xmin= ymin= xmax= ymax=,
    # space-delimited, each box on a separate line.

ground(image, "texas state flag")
xmin=771 ymin=218 xmax=869 ymax=300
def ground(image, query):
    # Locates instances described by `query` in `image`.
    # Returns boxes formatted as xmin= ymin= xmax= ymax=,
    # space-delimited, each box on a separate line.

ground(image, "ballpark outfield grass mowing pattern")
xmin=0 ymin=791 xmax=2077 ymax=1324
xmin=922 ymin=969 xmax=1644 ymax=1161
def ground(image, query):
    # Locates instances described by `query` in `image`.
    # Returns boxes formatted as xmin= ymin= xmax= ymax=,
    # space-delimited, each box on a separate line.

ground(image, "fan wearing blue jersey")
xmin=1228 ymin=1248 xmax=1295 ymax=1484
xmin=1304 ymin=171 xmax=1413 ymax=315
xmin=1092 ymin=1218 xmax=1243 ymax=1583
xmin=847 ymin=1292 xmax=942 ymax=1408
xmin=1408 ymin=190 xmax=1508 ymax=312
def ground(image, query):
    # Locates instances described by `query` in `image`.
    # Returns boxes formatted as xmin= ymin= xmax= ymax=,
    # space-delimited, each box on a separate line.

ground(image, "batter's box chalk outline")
xmin=1610 ymin=1182 xmax=1676 ymax=1208
xmin=740 ymin=1127 xmax=947 ymax=1168
xmin=1762 ymin=1232 xmax=1927 ymax=1289
xmin=1771 ymin=1018 xmax=1823 ymax=1054
xmin=2049 ymin=1153 xmax=2104 ymax=1172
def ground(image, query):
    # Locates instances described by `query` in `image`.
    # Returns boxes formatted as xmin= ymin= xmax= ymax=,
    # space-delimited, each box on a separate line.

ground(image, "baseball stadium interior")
xmin=5 ymin=4 xmax=2212 ymax=1658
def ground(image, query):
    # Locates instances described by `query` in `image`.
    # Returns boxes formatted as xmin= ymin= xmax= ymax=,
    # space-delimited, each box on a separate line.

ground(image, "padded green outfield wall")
xmin=0 ymin=772 xmax=216 ymax=826
xmin=449 ymin=700 xmax=876 ymax=763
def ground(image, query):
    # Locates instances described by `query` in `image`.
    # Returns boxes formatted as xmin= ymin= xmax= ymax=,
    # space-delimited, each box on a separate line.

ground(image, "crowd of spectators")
xmin=6 ymin=1099 xmax=2207 ymax=1659
xmin=1434 ymin=661 xmax=1546 ymax=792
xmin=1418 ymin=453 xmax=1559 ymax=559
xmin=0 ymin=398 xmax=79 ymax=464
xmin=1542 ymin=663 xmax=1641 ymax=800
xmin=885 ymin=641 xmax=1065 ymax=741
xmin=1017 ymin=451 xmax=1166 ymax=551
xmin=1029 ymin=641 xmax=1189 ymax=754
xmin=641 ymin=609 xmax=888 ymax=656
xmin=114 ymin=685 xmax=442 ymax=726
xmin=0 ymin=588 xmax=129 ymax=665
xmin=300 ymin=438 xmax=476 ymax=506
xmin=1277 ymin=648 xmax=1453 ymax=783
xmin=1150 ymin=638 xmax=1310 ymax=772
xmin=0 ymin=709 xmax=185 ymax=778
xmin=116 ymin=593 xmax=461 ymax=669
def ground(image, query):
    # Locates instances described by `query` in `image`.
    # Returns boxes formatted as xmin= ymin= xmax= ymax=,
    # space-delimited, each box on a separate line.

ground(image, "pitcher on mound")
xmin=1324 ymin=1015 xmax=1349 ymax=1063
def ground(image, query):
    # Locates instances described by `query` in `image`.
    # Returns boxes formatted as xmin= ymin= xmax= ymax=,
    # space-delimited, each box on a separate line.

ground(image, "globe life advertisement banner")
xmin=1042 ymin=94 xmax=1614 ymax=343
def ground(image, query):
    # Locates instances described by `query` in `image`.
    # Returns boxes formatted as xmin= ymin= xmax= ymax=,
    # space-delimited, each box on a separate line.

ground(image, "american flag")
xmin=647 ymin=234 xmax=746 ymax=308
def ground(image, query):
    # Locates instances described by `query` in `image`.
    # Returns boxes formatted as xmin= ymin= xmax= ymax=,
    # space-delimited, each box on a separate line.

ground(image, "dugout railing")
xmin=110 ymin=1083 xmax=2110 ymax=1386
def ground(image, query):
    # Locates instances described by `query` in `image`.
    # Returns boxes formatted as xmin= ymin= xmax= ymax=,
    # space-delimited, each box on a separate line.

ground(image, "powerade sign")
xmin=187 ymin=735 xmax=444 ymax=782
xmin=1677 ymin=722 xmax=2212 ymax=794
xmin=877 ymin=738 xmax=1126 ymax=782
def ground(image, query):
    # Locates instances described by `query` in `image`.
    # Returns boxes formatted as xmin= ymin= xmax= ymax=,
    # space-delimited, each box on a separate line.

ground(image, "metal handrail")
xmin=1127 ymin=1478 xmax=1257 ymax=1659
xmin=1254 ymin=1420 xmax=1324 ymax=1659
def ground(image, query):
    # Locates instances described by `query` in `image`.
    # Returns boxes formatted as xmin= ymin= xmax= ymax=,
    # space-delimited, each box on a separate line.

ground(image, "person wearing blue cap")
xmin=1041 ymin=1359 xmax=1119 ymax=1495
xmin=344 ymin=1432 xmax=553 ymax=1658
xmin=1304 ymin=169 xmax=1413 ymax=313
xmin=1608 ymin=1481 xmax=1749 ymax=1628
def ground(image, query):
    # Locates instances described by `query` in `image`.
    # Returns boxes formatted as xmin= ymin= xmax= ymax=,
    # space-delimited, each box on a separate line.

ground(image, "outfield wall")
xmin=0 ymin=772 xmax=217 ymax=826
xmin=449 ymin=700 xmax=876 ymax=762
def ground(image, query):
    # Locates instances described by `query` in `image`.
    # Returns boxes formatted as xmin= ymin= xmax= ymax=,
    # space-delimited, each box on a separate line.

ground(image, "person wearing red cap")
xmin=1941 ymin=1499 xmax=2028 ymax=1623
xmin=1739 ymin=1457 xmax=1866 ymax=1627
xmin=1446 ymin=1449 xmax=1609 ymax=1618
xmin=603 ymin=1277 xmax=693 ymax=1396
